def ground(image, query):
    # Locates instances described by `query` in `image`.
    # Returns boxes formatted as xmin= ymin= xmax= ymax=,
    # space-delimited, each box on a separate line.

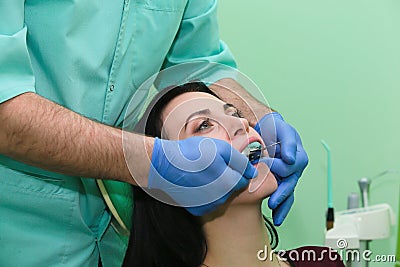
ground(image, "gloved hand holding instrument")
xmin=255 ymin=112 xmax=309 ymax=226
xmin=147 ymin=112 xmax=308 ymax=223
xmin=148 ymin=136 xmax=258 ymax=216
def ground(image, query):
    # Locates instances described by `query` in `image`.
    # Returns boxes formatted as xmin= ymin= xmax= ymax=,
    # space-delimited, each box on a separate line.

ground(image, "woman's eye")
xmin=231 ymin=110 xmax=243 ymax=118
xmin=196 ymin=118 xmax=212 ymax=132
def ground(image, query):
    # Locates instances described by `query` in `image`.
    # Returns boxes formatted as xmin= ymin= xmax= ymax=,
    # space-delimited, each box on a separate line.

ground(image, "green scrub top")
xmin=0 ymin=0 xmax=236 ymax=266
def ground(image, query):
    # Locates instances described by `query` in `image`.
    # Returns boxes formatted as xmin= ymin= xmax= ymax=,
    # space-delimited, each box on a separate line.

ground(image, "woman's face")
xmin=160 ymin=91 xmax=278 ymax=203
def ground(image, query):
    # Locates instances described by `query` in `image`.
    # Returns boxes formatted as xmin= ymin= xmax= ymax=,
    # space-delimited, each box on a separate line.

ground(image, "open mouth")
xmin=241 ymin=141 xmax=263 ymax=164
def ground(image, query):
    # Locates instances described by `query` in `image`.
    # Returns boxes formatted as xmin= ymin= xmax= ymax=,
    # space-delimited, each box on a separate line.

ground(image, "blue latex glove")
xmin=255 ymin=112 xmax=308 ymax=226
xmin=148 ymin=136 xmax=258 ymax=216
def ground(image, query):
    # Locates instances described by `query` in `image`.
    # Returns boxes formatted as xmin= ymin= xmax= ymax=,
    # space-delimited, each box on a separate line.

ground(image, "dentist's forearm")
xmin=0 ymin=92 xmax=152 ymax=186
xmin=209 ymin=78 xmax=272 ymax=126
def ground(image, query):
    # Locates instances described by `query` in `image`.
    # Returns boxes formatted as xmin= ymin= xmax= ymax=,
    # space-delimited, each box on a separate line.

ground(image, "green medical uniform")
xmin=0 ymin=0 xmax=236 ymax=266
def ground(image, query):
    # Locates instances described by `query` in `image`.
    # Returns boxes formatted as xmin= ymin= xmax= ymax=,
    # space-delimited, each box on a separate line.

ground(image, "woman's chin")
xmin=232 ymin=162 xmax=278 ymax=204
xmin=248 ymin=162 xmax=277 ymax=193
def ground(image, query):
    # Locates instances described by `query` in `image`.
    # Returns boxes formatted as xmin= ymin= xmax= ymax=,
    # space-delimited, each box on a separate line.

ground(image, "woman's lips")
xmin=240 ymin=136 xmax=265 ymax=166
xmin=239 ymin=136 xmax=264 ymax=154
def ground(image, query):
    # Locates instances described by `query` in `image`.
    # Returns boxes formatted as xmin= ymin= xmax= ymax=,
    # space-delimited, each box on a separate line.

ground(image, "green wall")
xmin=218 ymin=1 xmax=400 ymax=266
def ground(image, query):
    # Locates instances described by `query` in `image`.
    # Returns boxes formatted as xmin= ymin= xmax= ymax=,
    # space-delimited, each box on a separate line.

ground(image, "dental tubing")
xmin=321 ymin=140 xmax=334 ymax=230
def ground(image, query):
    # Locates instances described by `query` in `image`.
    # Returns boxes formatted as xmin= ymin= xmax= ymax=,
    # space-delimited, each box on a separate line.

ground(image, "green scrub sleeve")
xmin=0 ymin=1 xmax=36 ymax=104
xmin=157 ymin=0 xmax=238 ymax=88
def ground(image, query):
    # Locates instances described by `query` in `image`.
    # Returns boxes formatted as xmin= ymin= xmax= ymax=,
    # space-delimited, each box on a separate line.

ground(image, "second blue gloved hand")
xmin=148 ymin=136 xmax=258 ymax=216
xmin=255 ymin=112 xmax=308 ymax=226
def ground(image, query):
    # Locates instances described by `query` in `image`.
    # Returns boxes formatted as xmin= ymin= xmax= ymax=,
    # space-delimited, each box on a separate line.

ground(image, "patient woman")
xmin=123 ymin=82 xmax=344 ymax=267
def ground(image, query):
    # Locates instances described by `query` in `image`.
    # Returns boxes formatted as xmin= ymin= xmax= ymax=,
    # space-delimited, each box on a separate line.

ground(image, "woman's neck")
xmin=202 ymin=202 xmax=278 ymax=267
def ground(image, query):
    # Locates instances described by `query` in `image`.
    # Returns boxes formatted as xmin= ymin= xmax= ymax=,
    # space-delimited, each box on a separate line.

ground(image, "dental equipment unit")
xmin=325 ymin=169 xmax=398 ymax=267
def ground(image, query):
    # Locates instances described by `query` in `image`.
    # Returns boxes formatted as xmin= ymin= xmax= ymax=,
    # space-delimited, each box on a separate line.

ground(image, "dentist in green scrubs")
xmin=0 ymin=1 xmax=308 ymax=266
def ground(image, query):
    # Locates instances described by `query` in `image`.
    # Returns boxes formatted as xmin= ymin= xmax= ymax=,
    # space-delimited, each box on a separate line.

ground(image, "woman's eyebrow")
xmin=184 ymin=109 xmax=211 ymax=129
xmin=223 ymin=103 xmax=236 ymax=111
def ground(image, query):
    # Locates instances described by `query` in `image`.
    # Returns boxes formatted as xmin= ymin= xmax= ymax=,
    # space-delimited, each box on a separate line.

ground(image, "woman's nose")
xmin=226 ymin=116 xmax=250 ymax=138
xmin=240 ymin=117 xmax=250 ymax=134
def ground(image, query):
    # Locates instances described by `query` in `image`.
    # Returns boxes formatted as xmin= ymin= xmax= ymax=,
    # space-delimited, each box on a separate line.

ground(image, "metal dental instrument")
xmin=241 ymin=141 xmax=281 ymax=164
xmin=242 ymin=141 xmax=280 ymax=193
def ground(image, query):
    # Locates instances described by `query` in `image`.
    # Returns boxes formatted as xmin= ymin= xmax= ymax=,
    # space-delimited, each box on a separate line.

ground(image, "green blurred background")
xmin=217 ymin=0 xmax=400 ymax=266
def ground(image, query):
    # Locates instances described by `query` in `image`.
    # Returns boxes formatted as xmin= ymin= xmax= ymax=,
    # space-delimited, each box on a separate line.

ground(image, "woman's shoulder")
xmin=278 ymin=246 xmax=345 ymax=267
